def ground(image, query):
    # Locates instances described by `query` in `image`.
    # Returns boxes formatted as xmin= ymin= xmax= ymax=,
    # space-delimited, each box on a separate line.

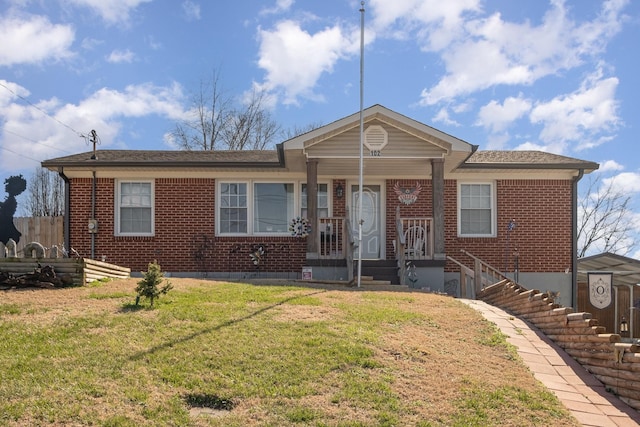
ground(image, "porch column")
xmin=431 ymin=158 xmax=446 ymax=260
xmin=306 ymin=159 xmax=318 ymax=256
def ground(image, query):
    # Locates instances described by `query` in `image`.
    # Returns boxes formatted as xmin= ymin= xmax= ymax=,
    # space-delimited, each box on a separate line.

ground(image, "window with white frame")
xmin=116 ymin=180 xmax=153 ymax=235
xmin=218 ymin=181 xmax=295 ymax=234
xmin=220 ymin=182 xmax=248 ymax=233
xmin=301 ymin=183 xmax=329 ymax=218
xmin=458 ymin=182 xmax=495 ymax=237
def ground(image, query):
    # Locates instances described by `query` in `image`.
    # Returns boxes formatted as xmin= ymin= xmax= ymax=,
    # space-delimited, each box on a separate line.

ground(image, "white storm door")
xmin=351 ymin=184 xmax=381 ymax=259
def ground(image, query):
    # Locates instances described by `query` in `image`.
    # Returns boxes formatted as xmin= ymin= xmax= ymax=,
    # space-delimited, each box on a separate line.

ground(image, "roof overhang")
xmin=578 ymin=252 xmax=640 ymax=288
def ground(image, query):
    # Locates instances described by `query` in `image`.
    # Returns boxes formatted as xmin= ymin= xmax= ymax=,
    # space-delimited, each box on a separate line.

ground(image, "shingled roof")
xmin=460 ymin=150 xmax=599 ymax=171
xmin=42 ymin=149 xmax=284 ymax=168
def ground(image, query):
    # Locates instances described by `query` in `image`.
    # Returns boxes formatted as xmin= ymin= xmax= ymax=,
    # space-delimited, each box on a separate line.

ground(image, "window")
xmin=116 ymin=181 xmax=153 ymax=235
xmin=220 ymin=182 xmax=247 ymax=233
xmin=301 ymin=183 xmax=329 ymax=218
xmin=254 ymin=183 xmax=294 ymax=233
xmin=218 ymin=181 xmax=294 ymax=234
xmin=458 ymin=182 xmax=495 ymax=237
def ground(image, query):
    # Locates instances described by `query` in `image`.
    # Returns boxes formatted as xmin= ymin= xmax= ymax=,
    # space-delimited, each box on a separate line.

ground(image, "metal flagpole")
xmin=357 ymin=1 xmax=365 ymax=288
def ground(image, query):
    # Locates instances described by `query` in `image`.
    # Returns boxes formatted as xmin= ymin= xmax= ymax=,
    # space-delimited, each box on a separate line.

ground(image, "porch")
xmin=305 ymin=208 xmax=437 ymax=286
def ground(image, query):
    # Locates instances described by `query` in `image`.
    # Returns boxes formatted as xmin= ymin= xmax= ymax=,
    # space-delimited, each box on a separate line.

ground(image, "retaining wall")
xmin=479 ymin=279 xmax=640 ymax=411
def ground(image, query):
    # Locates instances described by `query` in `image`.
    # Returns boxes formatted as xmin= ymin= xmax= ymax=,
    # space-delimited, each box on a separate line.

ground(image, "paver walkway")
xmin=461 ymin=299 xmax=640 ymax=427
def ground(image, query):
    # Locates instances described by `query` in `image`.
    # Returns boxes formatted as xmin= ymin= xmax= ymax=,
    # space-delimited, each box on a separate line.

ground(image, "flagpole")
xmin=357 ymin=1 xmax=365 ymax=288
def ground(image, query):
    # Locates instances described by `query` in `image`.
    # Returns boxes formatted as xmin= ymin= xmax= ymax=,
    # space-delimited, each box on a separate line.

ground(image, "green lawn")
xmin=0 ymin=279 xmax=579 ymax=426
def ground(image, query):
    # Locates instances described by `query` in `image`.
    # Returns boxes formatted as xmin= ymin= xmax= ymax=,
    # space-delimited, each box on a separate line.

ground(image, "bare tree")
xmin=577 ymin=174 xmax=635 ymax=258
xmin=171 ymin=70 xmax=281 ymax=151
xmin=171 ymin=69 xmax=231 ymax=150
xmin=222 ymin=89 xmax=280 ymax=150
xmin=23 ymin=168 xmax=65 ymax=217
xmin=281 ymin=121 xmax=324 ymax=140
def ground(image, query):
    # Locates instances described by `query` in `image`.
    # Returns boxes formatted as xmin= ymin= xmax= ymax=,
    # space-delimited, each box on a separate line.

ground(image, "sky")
xmin=1 ymin=0 xmax=639 ymax=257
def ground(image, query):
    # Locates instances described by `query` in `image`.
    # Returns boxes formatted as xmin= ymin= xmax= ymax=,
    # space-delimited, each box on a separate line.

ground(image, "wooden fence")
xmin=12 ymin=216 xmax=64 ymax=254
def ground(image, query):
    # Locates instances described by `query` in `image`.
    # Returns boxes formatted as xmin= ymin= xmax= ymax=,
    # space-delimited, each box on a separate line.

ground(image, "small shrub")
xmin=135 ymin=261 xmax=172 ymax=307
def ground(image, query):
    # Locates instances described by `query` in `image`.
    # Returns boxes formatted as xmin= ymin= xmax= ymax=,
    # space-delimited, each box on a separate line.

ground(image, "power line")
xmin=3 ymin=128 xmax=74 ymax=155
xmin=0 ymin=144 xmax=42 ymax=163
xmin=0 ymin=81 xmax=86 ymax=138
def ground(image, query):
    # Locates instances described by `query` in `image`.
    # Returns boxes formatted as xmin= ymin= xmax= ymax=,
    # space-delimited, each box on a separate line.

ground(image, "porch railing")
xmin=395 ymin=206 xmax=434 ymax=285
xmin=317 ymin=217 xmax=346 ymax=259
xmin=314 ymin=212 xmax=356 ymax=282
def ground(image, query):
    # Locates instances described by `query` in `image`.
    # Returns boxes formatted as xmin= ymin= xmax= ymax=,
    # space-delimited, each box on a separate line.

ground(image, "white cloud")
xmin=261 ymin=0 xmax=295 ymax=15
xmin=419 ymin=0 xmax=628 ymax=104
xmin=0 ymin=14 xmax=75 ymax=66
xmin=514 ymin=141 xmax=547 ymax=152
xmin=603 ymin=172 xmax=640 ymax=195
xmin=66 ymin=0 xmax=153 ymax=25
xmin=81 ymin=37 xmax=103 ymax=50
xmin=431 ymin=107 xmax=460 ymax=127
xmin=485 ymin=132 xmax=510 ymax=150
xmin=0 ymin=81 xmax=186 ymax=173
xmin=0 ymin=80 xmax=30 ymax=106
xmin=106 ymin=49 xmax=135 ymax=63
xmin=182 ymin=1 xmax=201 ymax=21
xmin=530 ymin=69 xmax=620 ymax=152
xmin=257 ymin=20 xmax=359 ymax=104
xmin=369 ymin=0 xmax=480 ymax=50
xmin=476 ymin=95 xmax=531 ymax=133
xmin=597 ymin=160 xmax=624 ymax=173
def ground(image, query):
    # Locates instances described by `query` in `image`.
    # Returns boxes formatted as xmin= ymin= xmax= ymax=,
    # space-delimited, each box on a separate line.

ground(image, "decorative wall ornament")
xmin=393 ymin=182 xmax=422 ymax=205
xmin=250 ymin=245 xmax=265 ymax=266
xmin=289 ymin=217 xmax=311 ymax=238
xmin=587 ymin=272 xmax=613 ymax=309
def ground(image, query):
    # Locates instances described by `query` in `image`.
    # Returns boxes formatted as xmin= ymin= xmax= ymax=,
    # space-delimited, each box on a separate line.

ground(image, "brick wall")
xmin=67 ymin=176 xmax=574 ymax=275
xmin=444 ymin=179 xmax=573 ymax=273
xmin=385 ymin=179 xmax=432 ymax=258
xmin=68 ymin=178 xmax=306 ymax=273
xmin=382 ymin=178 xmax=573 ymax=274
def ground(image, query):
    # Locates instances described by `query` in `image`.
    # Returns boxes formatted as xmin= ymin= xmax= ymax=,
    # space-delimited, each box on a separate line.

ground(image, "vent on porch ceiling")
xmin=364 ymin=125 xmax=388 ymax=152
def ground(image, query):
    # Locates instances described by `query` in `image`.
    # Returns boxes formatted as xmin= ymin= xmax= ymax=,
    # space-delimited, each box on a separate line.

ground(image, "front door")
xmin=351 ymin=184 xmax=381 ymax=259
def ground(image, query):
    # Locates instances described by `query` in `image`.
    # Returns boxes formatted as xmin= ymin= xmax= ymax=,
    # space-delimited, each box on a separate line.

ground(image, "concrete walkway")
xmin=460 ymin=299 xmax=640 ymax=427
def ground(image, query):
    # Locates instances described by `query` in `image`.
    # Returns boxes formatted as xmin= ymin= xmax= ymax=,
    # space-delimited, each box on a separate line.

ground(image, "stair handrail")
xmin=446 ymin=255 xmax=474 ymax=298
xmin=459 ymin=249 xmax=514 ymax=298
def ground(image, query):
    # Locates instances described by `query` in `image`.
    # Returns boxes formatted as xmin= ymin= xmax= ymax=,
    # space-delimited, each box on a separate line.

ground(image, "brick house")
xmin=42 ymin=105 xmax=597 ymax=305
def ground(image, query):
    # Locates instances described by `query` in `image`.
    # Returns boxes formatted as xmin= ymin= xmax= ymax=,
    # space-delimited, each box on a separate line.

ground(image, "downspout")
xmin=57 ymin=167 xmax=71 ymax=257
xmin=572 ymin=169 xmax=585 ymax=310
xmin=91 ymin=170 xmax=96 ymax=260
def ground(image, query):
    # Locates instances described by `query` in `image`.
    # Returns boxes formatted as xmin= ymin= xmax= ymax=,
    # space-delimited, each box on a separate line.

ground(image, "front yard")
xmin=0 ymin=278 xmax=578 ymax=426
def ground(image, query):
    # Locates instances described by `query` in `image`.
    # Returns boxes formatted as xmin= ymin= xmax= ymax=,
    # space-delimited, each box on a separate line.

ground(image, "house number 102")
xmin=370 ymin=150 xmax=381 ymax=157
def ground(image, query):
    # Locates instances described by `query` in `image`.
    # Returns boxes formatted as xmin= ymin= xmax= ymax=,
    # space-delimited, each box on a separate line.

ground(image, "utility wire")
xmin=3 ymin=128 xmax=74 ymax=154
xmin=0 ymin=81 xmax=87 ymax=138
xmin=0 ymin=144 xmax=42 ymax=163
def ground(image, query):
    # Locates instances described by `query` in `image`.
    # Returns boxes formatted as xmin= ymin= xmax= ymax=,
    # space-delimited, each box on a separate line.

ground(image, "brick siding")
xmin=68 ymin=178 xmax=306 ymax=273
xmin=68 ymin=177 xmax=573 ymax=275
